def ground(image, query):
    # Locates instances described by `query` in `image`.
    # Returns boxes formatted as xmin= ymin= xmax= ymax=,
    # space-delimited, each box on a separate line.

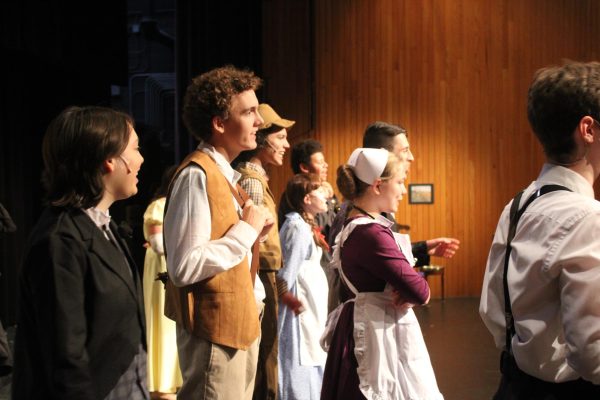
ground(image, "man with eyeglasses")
xmin=480 ymin=61 xmax=600 ymax=398
xmin=326 ymin=122 xmax=460 ymax=312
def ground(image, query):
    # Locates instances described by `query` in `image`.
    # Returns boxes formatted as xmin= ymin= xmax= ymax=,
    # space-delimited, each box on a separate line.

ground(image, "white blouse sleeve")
xmin=164 ymin=165 xmax=258 ymax=287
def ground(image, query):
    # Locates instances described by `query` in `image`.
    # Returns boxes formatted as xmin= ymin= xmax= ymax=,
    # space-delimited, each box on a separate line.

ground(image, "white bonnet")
xmin=347 ymin=148 xmax=389 ymax=184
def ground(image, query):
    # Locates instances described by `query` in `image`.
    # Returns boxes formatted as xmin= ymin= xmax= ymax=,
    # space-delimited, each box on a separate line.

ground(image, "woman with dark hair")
xmin=277 ymin=173 xmax=330 ymax=400
xmin=142 ymin=165 xmax=181 ymax=399
xmin=320 ymin=148 xmax=442 ymax=400
xmin=12 ymin=106 xmax=147 ymax=399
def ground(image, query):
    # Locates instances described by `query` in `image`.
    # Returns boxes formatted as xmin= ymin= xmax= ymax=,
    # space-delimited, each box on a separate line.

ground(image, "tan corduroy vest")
xmin=237 ymin=165 xmax=282 ymax=271
xmin=164 ymin=151 xmax=260 ymax=350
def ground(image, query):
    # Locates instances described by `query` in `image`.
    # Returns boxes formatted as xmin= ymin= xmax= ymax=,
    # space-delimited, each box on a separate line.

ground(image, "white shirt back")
xmin=480 ymin=164 xmax=600 ymax=384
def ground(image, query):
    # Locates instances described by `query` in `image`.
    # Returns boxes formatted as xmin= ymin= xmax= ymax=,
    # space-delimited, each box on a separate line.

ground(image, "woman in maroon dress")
xmin=320 ymin=148 xmax=443 ymax=400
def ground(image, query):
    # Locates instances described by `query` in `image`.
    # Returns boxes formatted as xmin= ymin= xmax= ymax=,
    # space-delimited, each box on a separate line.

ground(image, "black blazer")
xmin=12 ymin=207 xmax=146 ymax=400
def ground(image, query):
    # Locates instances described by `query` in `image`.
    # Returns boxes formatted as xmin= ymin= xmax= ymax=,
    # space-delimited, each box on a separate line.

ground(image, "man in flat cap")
xmin=234 ymin=103 xmax=300 ymax=400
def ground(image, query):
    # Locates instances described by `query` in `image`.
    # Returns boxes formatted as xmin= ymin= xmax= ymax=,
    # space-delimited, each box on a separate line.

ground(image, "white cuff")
xmin=148 ymin=233 xmax=164 ymax=255
xmin=230 ymin=220 xmax=259 ymax=250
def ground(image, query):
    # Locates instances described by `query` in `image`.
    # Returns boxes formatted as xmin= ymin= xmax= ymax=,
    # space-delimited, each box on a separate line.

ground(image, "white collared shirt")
xmin=164 ymin=144 xmax=265 ymax=303
xmin=83 ymin=207 xmax=111 ymax=229
xmin=83 ymin=207 xmax=112 ymax=241
xmin=480 ymin=164 xmax=600 ymax=384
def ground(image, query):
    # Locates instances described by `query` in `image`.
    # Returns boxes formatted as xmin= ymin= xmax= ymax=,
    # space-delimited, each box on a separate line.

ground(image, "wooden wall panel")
xmin=264 ymin=0 xmax=600 ymax=297
xmin=261 ymin=0 xmax=314 ymax=202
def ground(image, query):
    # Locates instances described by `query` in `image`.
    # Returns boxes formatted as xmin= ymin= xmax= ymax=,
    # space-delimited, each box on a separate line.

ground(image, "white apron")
xmin=296 ymin=240 xmax=329 ymax=366
xmin=323 ymin=216 xmax=443 ymax=400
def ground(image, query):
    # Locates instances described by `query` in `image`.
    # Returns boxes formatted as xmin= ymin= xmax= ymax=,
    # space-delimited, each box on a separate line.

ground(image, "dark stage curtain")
xmin=0 ymin=1 xmax=127 ymax=325
xmin=175 ymin=0 xmax=263 ymax=160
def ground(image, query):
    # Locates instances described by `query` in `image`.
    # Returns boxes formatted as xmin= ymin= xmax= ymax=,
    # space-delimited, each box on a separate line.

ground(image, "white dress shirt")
xmin=83 ymin=207 xmax=112 ymax=235
xmin=164 ymin=144 xmax=265 ymax=303
xmin=480 ymin=164 xmax=600 ymax=384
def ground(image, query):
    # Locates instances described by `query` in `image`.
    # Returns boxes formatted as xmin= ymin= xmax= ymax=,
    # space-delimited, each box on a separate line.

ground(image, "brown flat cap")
xmin=258 ymin=103 xmax=295 ymax=131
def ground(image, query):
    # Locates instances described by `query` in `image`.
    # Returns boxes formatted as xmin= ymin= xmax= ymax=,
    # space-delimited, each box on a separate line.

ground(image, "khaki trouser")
xmin=176 ymin=325 xmax=260 ymax=400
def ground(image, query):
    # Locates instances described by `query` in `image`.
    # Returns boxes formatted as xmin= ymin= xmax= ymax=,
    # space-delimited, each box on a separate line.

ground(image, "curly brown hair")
xmin=290 ymin=139 xmax=323 ymax=174
xmin=182 ymin=65 xmax=262 ymax=143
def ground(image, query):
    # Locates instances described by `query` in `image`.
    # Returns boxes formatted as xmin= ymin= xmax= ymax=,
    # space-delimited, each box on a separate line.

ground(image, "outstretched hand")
xmin=426 ymin=237 xmax=460 ymax=258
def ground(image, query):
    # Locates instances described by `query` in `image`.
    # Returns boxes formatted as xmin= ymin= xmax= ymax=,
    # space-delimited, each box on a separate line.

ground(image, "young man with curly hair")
xmin=164 ymin=65 xmax=273 ymax=400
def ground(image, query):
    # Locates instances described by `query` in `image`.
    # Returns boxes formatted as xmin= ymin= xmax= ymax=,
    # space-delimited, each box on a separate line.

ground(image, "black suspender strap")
xmin=503 ymin=190 xmax=524 ymax=351
xmin=502 ymin=184 xmax=572 ymax=352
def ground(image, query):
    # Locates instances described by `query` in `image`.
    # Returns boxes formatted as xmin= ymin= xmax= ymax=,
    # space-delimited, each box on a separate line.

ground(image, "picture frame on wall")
xmin=408 ymin=183 xmax=434 ymax=204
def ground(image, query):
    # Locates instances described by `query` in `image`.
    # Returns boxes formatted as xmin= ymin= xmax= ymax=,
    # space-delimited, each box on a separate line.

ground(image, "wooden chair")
xmin=416 ymin=265 xmax=445 ymax=300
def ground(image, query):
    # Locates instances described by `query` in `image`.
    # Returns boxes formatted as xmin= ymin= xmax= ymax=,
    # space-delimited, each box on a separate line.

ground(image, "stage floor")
xmin=415 ymin=297 xmax=499 ymax=399
xmin=0 ymin=297 xmax=499 ymax=400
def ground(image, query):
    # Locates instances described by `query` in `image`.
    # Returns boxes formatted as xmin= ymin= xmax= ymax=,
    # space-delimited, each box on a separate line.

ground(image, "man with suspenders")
xmin=480 ymin=61 xmax=600 ymax=398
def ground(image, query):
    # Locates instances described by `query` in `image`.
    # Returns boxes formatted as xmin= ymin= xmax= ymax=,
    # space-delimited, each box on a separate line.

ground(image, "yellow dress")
xmin=143 ymin=197 xmax=182 ymax=393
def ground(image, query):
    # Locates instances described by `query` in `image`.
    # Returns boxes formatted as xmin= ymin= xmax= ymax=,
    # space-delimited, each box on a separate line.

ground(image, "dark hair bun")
xmin=336 ymin=165 xmax=359 ymax=200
